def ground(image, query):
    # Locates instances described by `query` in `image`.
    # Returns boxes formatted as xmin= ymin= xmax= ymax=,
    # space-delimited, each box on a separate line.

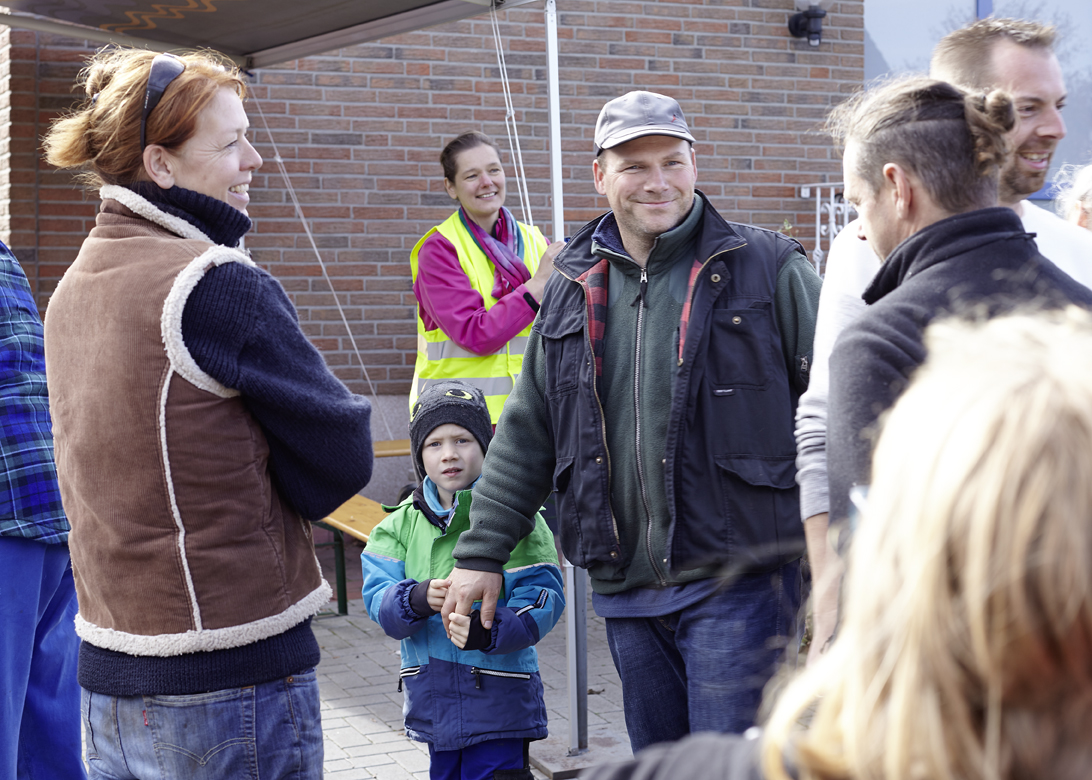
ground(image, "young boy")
xmin=361 ymin=380 xmax=564 ymax=780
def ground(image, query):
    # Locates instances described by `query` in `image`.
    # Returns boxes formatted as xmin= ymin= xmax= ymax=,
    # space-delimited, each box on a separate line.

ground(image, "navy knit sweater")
xmin=79 ymin=186 xmax=373 ymax=695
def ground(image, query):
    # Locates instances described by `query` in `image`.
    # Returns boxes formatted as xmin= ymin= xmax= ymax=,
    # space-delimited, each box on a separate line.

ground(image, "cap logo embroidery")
xmin=445 ymin=389 xmax=474 ymax=400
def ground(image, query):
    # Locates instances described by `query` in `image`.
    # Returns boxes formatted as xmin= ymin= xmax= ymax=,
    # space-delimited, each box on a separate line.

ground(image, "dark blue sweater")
xmin=183 ymin=262 xmax=373 ymax=522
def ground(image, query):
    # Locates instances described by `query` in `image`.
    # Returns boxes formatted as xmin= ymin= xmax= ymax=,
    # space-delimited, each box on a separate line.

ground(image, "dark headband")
xmin=140 ymin=53 xmax=186 ymax=151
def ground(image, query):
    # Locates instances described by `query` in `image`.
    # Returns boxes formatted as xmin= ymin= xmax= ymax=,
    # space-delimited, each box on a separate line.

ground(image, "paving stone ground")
xmin=314 ymin=588 xmax=628 ymax=779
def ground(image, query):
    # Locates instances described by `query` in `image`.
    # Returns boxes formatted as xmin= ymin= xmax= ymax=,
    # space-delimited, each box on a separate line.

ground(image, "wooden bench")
xmin=373 ymin=438 xmax=411 ymax=458
xmin=315 ymin=493 xmax=389 ymax=615
xmin=315 ymin=439 xmax=413 ymax=615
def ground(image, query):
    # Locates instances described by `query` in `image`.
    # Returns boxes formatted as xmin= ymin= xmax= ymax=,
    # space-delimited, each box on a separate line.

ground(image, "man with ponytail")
xmin=824 ymin=75 xmax=1092 ymax=532
xmin=797 ymin=19 xmax=1092 ymax=660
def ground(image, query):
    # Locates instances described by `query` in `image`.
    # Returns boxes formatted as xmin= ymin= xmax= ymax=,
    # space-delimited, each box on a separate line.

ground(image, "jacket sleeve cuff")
xmin=454 ymin=557 xmax=506 ymax=575
xmin=408 ymin=579 xmax=436 ymax=618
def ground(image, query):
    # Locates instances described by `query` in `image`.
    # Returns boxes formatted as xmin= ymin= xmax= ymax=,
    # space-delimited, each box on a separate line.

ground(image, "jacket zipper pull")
xmin=630 ymin=267 xmax=649 ymax=308
xmin=471 ymin=668 xmax=482 ymax=689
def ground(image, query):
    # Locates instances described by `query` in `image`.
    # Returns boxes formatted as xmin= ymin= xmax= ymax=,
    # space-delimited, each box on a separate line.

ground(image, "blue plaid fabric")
xmin=0 ymin=244 xmax=67 ymax=544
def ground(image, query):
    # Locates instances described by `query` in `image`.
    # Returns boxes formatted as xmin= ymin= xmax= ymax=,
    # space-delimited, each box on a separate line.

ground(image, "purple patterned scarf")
xmin=459 ymin=207 xmax=532 ymax=298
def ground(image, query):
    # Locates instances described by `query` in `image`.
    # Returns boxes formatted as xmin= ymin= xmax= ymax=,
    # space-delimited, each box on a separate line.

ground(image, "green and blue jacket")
xmin=361 ymin=486 xmax=564 ymax=751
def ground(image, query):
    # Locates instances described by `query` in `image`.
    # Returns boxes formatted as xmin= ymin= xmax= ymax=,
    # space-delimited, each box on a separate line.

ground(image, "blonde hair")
xmin=763 ymin=307 xmax=1092 ymax=780
xmin=930 ymin=18 xmax=1056 ymax=91
xmin=42 ymin=47 xmax=247 ymax=189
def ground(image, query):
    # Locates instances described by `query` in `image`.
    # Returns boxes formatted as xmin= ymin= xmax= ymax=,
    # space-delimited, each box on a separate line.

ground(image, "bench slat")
xmin=374 ymin=438 xmax=411 ymax=458
xmin=320 ymin=493 xmax=387 ymax=543
xmin=316 ymin=493 xmax=392 ymax=616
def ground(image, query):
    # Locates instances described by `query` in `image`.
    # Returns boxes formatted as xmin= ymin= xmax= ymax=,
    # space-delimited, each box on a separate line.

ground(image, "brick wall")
xmin=2 ymin=28 xmax=100 ymax=310
xmin=2 ymin=0 xmax=863 ymax=396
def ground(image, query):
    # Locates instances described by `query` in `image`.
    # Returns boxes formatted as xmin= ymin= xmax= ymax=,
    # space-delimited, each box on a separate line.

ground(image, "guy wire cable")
xmin=250 ymin=94 xmax=396 ymax=442
xmin=490 ymin=3 xmax=534 ymax=228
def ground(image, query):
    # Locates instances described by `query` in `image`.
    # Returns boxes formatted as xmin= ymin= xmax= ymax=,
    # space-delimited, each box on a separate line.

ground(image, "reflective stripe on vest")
xmin=425 ymin=336 xmax=531 ymax=362
xmin=410 ymin=212 xmax=548 ymax=424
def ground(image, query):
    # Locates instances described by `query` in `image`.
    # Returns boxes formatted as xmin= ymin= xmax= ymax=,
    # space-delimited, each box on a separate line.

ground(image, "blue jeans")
xmin=604 ymin=560 xmax=801 ymax=752
xmin=0 ymin=536 xmax=86 ymax=780
xmin=83 ymin=669 xmax=323 ymax=779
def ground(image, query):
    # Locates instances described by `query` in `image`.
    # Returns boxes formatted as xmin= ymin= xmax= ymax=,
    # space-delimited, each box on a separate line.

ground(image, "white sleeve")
xmin=794 ymin=220 xmax=882 ymax=520
xmin=1019 ymin=200 xmax=1092 ymax=291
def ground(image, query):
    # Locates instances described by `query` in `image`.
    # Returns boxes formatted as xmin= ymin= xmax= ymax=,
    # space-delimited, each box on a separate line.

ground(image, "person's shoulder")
xmin=420 ymin=227 xmax=455 ymax=248
xmin=836 ymin=289 xmax=926 ymax=363
xmin=0 ymin=243 xmax=35 ymax=305
xmin=1022 ymin=200 xmax=1086 ymax=237
xmin=187 ymin=258 xmax=277 ymax=314
xmin=520 ymin=220 xmax=550 ymax=243
xmin=367 ymin=500 xmax=426 ymax=552
xmin=582 ymin=730 xmax=765 ymax=780
xmin=412 ymin=219 xmax=457 ymax=257
xmin=703 ymin=205 xmax=804 ymax=263
xmin=715 ymin=213 xmax=797 ymax=246
xmin=825 ymin=219 xmax=881 ymax=286
xmin=1021 ymin=200 xmax=1092 ymax=258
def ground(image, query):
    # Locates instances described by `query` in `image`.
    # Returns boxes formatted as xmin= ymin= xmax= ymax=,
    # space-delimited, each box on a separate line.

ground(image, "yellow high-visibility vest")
xmin=410 ymin=212 xmax=548 ymax=424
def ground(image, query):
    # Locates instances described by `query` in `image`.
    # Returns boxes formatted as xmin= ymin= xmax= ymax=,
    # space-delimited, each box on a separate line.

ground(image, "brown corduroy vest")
xmin=45 ymin=190 xmax=328 ymax=657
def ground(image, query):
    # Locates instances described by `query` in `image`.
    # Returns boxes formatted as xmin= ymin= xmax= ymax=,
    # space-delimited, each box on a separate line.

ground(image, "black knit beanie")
xmin=409 ymin=380 xmax=493 ymax=482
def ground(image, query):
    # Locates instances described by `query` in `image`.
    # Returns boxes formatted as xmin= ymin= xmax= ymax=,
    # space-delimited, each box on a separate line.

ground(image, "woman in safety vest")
xmin=410 ymin=131 xmax=564 ymax=424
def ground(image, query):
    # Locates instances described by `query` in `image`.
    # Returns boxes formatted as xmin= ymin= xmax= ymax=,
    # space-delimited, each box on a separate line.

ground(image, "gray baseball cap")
xmin=593 ymin=91 xmax=695 ymax=155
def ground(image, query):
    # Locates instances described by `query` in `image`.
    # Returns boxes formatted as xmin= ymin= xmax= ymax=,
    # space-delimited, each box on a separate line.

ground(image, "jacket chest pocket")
xmin=707 ymin=300 xmax=777 ymax=392
xmin=539 ymin=303 xmax=588 ymax=399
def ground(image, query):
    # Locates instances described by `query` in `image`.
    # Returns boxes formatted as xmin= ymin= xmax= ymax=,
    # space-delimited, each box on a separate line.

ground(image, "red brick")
xmin=6 ymin=0 xmax=862 ymax=393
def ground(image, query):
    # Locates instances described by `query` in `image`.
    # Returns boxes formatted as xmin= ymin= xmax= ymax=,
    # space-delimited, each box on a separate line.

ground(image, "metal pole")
xmin=827 ymin=185 xmax=838 ymax=256
xmin=545 ymin=0 xmax=566 ymax=243
xmin=813 ymin=186 xmax=823 ymax=274
xmin=564 ymin=557 xmax=589 ymax=753
xmin=547 ymin=0 xmax=587 ymax=754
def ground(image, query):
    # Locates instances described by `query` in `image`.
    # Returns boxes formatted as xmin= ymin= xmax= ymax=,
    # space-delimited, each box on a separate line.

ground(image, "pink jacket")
xmin=413 ymin=226 xmax=541 ymax=356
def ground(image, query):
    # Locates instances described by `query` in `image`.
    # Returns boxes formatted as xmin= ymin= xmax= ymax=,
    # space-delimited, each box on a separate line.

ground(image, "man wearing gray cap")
xmin=442 ymin=91 xmax=822 ymax=748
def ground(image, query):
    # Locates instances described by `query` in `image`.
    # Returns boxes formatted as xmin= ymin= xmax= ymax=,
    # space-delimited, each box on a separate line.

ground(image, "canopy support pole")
xmin=545 ymin=0 xmax=587 ymax=755
xmin=545 ymin=0 xmax=566 ymax=245
xmin=563 ymin=558 xmax=589 ymax=755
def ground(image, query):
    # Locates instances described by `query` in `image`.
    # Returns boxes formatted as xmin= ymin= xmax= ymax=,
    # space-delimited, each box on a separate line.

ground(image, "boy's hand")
xmin=448 ymin=612 xmax=470 ymax=649
xmin=427 ymin=579 xmax=450 ymax=613
xmin=447 ymin=610 xmax=494 ymax=652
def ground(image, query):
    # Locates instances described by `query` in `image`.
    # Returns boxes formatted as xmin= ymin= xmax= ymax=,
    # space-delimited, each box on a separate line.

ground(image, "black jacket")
xmin=828 ymin=207 xmax=1092 ymax=523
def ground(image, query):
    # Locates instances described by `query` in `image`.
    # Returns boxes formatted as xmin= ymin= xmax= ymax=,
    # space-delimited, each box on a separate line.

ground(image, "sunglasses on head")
xmin=140 ymin=53 xmax=186 ymax=151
